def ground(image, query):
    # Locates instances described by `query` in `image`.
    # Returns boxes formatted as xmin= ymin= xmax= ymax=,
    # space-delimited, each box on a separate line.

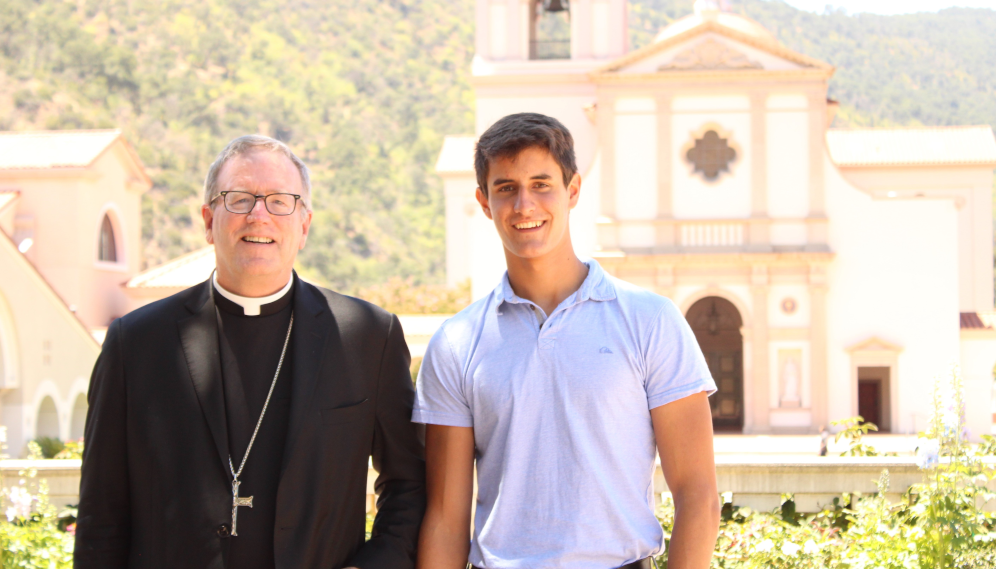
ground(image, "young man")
xmin=413 ymin=113 xmax=720 ymax=569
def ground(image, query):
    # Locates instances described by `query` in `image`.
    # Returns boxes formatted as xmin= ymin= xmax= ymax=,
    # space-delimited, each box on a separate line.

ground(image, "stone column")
xmin=655 ymin=93 xmax=674 ymax=250
xmin=807 ymin=90 xmax=828 ymax=250
xmin=597 ymin=92 xmax=618 ymax=249
xmin=508 ymin=0 xmax=523 ymax=60
xmin=809 ymin=264 xmax=829 ymax=430
xmin=655 ymin=265 xmax=674 ymax=300
xmin=572 ymin=0 xmax=592 ymax=59
xmin=748 ymin=91 xmax=769 ymax=251
xmin=751 ymin=265 xmax=770 ymax=432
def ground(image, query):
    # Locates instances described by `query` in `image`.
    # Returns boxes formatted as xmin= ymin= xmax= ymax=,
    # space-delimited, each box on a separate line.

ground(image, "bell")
xmin=543 ymin=0 xmax=568 ymax=12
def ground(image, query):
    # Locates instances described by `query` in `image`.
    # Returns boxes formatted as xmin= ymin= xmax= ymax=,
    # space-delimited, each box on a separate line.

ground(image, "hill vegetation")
xmin=0 ymin=0 xmax=992 ymax=292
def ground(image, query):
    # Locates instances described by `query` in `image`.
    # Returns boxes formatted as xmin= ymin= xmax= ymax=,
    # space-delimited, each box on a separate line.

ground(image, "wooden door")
xmin=707 ymin=350 xmax=743 ymax=432
xmin=858 ymin=380 xmax=881 ymax=428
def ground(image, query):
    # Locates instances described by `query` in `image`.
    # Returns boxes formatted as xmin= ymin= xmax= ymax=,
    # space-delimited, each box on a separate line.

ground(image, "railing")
xmin=679 ymin=221 xmax=745 ymax=248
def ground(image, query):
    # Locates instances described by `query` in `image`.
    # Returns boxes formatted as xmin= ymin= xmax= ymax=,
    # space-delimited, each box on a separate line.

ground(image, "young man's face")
xmin=476 ymin=146 xmax=580 ymax=261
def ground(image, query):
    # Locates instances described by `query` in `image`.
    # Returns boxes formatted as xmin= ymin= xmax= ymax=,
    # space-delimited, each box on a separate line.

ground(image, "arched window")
xmin=36 ymin=396 xmax=60 ymax=440
xmin=70 ymin=393 xmax=88 ymax=440
xmin=530 ymin=0 xmax=571 ymax=60
xmin=98 ymin=214 xmax=117 ymax=262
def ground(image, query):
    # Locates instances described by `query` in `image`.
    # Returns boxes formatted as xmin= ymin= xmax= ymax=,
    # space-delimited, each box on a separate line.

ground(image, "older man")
xmin=75 ymin=135 xmax=425 ymax=569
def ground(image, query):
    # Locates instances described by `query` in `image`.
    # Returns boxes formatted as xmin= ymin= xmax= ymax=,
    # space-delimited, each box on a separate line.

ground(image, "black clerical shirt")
xmin=214 ymin=283 xmax=294 ymax=569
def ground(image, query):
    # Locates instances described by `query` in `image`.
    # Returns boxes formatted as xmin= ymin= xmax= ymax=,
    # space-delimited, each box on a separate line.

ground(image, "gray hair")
xmin=203 ymin=135 xmax=312 ymax=211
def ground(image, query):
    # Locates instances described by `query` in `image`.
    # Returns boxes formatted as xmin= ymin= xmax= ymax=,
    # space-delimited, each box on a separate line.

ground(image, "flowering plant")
xmin=0 ymin=439 xmax=75 ymax=568
xmin=651 ymin=368 xmax=996 ymax=568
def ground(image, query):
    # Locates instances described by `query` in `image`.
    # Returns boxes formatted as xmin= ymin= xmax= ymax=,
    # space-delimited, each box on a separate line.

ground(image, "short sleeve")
xmin=411 ymin=326 xmax=474 ymax=427
xmin=644 ymin=299 xmax=717 ymax=410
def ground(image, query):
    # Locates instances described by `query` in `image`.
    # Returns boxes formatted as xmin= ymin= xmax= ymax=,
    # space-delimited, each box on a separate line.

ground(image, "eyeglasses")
xmin=212 ymin=191 xmax=302 ymax=216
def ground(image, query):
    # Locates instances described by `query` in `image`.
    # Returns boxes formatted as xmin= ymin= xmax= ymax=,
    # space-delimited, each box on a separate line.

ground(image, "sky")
xmin=779 ymin=0 xmax=996 ymax=14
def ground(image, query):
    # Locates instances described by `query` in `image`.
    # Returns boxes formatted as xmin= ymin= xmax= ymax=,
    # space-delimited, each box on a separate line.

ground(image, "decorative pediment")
xmin=659 ymin=39 xmax=761 ymax=71
xmin=845 ymin=337 xmax=903 ymax=354
xmin=590 ymin=15 xmax=833 ymax=81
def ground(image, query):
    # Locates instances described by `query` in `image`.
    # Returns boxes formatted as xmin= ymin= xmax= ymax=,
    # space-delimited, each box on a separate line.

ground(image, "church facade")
xmin=0 ymin=130 xmax=150 ymax=455
xmin=437 ymin=0 xmax=996 ymax=436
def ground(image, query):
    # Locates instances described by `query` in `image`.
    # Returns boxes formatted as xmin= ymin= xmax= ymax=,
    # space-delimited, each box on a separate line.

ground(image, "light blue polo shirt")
xmin=412 ymin=260 xmax=715 ymax=569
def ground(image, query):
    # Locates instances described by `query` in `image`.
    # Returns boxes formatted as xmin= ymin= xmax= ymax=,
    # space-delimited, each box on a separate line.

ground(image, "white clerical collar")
xmin=212 ymin=273 xmax=294 ymax=316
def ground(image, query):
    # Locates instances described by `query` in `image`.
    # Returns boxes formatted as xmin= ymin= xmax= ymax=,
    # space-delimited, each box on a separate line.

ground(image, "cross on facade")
xmin=231 ymin=479 xmax=253 ymax=536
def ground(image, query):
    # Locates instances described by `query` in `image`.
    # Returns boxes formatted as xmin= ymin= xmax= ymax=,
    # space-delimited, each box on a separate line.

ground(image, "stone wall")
xmin=9 ymin=456 xmax=992 ymax=516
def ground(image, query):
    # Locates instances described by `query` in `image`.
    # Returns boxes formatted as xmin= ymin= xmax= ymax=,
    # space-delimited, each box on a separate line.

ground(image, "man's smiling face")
xmin=202 ymin=150 xmax=312 ymax=294
xmin=476 ymin=145 xmax=580 ymax=261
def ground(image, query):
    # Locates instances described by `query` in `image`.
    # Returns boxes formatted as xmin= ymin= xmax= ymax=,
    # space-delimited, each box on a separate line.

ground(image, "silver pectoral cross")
xmin=231 ymin=478 xmax=253 ymax=536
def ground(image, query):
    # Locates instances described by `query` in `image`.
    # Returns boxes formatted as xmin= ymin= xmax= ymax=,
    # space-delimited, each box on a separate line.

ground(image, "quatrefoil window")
xmin=686 ymin=130 xmax=737 ymax=181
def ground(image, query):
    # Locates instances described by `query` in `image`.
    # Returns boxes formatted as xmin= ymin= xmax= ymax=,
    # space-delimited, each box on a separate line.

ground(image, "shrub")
xmin=654 ymin=366 xmax=996 ymax=569
xmin=30 ymin=438 xmax=64 ymax=460
xmin=53 ymin=440 xmax=83 ymax=460
xmin=0 ymin=468 xmax=74 ymax=568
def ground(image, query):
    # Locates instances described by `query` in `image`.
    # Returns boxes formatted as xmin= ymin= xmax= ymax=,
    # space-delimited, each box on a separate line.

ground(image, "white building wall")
xmin=475 ymin=95 xmax=599 ymax=175
xmin=765 ymin=110 xmax=809 ymax=219
xmin=572 ymin=153 xmax=601 ymax=260
xmin=469 ymin=203 xmax=508 ymax=301
xmin=444 ymin=176 xmax=478 ymax=287
xmin=961 ymin=334 xmax=996 ymax=437
xmin=614 ymin=97 xmax=657 ymax=248
xmin=825 ymin=159 xmax=963 ymax=437
xmin=768 ymin=284 xmax=811 ymax=328
xmin=671 ymin=100 xmax=752 ymax=219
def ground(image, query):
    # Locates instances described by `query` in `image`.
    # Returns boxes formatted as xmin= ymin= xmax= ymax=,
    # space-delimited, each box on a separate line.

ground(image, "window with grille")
xmin=686 ymin=130 xmax=737 ymax=181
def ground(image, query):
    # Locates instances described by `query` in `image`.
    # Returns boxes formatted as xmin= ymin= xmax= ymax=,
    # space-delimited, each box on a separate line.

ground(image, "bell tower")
xmin=476 ymin=0 xmax=628 ymax=63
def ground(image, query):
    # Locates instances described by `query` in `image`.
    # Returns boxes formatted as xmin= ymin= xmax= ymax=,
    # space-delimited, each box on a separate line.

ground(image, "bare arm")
xmin=652 ymin=392 xmax=720 ymax=569
xmin=416 ymin=424 xmax=475 ymax=569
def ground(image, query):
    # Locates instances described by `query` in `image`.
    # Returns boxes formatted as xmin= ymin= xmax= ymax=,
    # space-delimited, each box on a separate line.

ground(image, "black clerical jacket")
xmin=74 ymin=277 xmax=426 ymax=569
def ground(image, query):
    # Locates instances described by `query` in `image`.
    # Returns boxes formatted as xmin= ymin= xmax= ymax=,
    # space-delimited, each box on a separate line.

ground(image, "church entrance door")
xmin=687 ymin=297 xmax=744 ymax=433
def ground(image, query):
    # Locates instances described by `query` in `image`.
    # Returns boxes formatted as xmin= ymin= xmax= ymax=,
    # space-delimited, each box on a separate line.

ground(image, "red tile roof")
xmin=961 ymin=312 xmax=996 ymax=330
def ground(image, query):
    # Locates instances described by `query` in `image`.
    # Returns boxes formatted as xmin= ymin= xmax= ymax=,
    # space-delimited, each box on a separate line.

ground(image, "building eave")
xmin=0 ymin=230 xmax=101 ymax=351
xmin=594 ymin=19 xmax=833 ymax=75
xmin=590 ymin=67 xmax=834 ymax=85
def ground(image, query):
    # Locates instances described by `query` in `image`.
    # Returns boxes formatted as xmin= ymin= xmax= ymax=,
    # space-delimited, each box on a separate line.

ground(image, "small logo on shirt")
xmin=599 ymin=346 xmax=613 ymax=354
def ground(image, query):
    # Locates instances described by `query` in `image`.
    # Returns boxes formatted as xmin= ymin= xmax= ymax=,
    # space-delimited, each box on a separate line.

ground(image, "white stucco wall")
xmin=0 ymin=236 xmax=99 ymax=456
xmin=475 ymin=95 xmax=599 ymax=175
xmin=765 ymin=109 xmax=809 ymax=218
xmin=837 ymin=167 xmax=994 ymax=313
xmin=768 ymin=284 xmax=811 ymax=328
xmin=615 ymin=97 xmax=657 ymax=248
xmin=443 ymin=175 xmax=478 ymax=287
xmin=469 ymin=203 xmax=507 ymax=301
xmin=671 ymin=105 xmax=752 ymax=219
xmin=960 ymin=334 xmax=996 ymax=437
xmin=825 ymin=158 xmax=964 ymax=437
xmin=573 ymin=153 xmax=601 ymax=260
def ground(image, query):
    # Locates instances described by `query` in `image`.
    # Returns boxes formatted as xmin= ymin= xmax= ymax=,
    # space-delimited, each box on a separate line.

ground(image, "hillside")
xmin=0 ymin=0 xmax=992 ymax=291
xmin=631 ymin=1 xmax=996 ymax=129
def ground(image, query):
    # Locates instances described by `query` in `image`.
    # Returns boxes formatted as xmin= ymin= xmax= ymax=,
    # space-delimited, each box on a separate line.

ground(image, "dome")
xmin=654 ymin=11 xmax=778 ymax=45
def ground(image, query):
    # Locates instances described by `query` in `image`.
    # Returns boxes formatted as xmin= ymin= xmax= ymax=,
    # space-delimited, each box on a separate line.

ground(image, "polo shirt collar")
xmin=492 ymin=259 xmax=617 ymax=314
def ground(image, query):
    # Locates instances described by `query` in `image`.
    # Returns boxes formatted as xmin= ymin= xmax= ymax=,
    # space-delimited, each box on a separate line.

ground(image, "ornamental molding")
xmin=659 ymin=39 xmax=762 ymax=71
xmin=845 ymin=336 xmax=904 ymax=354
xmin=591 ymin=19 xmax=833 ymax=76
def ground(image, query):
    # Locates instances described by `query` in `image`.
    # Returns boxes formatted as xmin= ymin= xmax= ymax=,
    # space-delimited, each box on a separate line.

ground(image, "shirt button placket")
xmin=539 ymin=317 xmax=555 ymax=350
